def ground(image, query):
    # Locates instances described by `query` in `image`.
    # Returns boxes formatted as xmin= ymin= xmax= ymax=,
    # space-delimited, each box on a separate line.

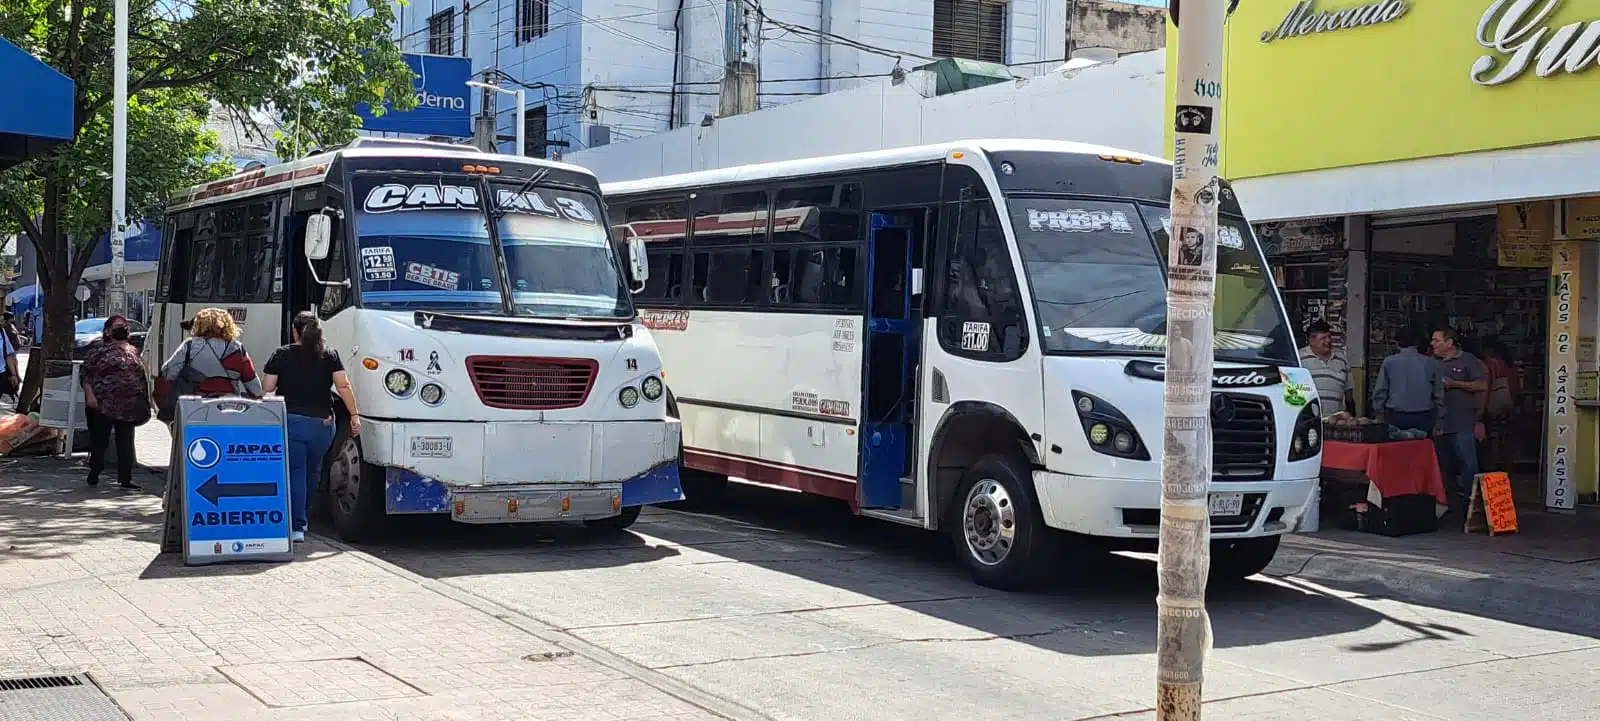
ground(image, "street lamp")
xmin=465 ymin=80 xmax=526 ymax=157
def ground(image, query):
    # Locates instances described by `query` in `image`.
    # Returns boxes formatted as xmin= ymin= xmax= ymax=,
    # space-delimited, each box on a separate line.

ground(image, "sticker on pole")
xmin=1174 ymin=104 xmax=1215 ymax=135
xmin=183 ymin=425 xmax=292 ymax=561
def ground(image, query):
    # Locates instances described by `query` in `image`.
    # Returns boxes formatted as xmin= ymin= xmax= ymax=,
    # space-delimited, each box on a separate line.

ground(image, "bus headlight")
xmin=1071 ymin=391 xmax=1149 ymax=461
xmin=619 ymin=386 xmax=641 ymax=408
xmin=1289 ymin=401 xmax=1322 ymax=461
xmin=419 ymin=383 xmax=445 ymax=406
xmin=385 ymin=369 xmax=415 ymax=398
xmin=641 ymin=375 xmax=664 ymax=401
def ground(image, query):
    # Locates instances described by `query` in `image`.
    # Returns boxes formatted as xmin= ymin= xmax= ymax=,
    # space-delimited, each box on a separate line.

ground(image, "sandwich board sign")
xmin=177 ymin=396 xmax=295 ymax=565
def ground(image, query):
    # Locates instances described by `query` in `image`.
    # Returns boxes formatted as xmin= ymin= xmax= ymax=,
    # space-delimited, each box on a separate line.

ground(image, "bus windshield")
xmin=351 ymin=175 xmax=632 ymax=319
xmin=493 ymin=184 xmax=631 ymax=319
xmin=1009 ymin=196 xmax=1296 ymax=365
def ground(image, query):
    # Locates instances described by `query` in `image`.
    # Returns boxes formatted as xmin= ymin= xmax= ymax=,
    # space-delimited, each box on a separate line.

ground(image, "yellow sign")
xmin=1167 ymin=1 xmax=1600 ymax=179
xmin=1565 ymin=196 xmax=1600 ymax=238
xmin=1546 ymin=242 xmax=1580 ymax=511
xmin=1497 ymin=201 xmax=1554 ymax=267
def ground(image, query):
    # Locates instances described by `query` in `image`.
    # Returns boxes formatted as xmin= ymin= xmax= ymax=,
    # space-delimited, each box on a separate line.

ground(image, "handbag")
xmin=155 ymin=341 xmax=196 ymax=423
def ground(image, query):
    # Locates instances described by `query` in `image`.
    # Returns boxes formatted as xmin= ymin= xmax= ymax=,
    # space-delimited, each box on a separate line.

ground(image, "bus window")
xmin=627 ymin=199 xmax=688 ymax=304
xmin=940 ymin=196 xmax=1027 ymax=360
xmin=245 ymin=235 xmax=277 ymax=302
xmin=692 ymin=190 xmax=768 ymax=245
xmin=189 ymin=238 xmax=217 ymax=302
xmin=692 ymin=249 xmax=764 ymax=304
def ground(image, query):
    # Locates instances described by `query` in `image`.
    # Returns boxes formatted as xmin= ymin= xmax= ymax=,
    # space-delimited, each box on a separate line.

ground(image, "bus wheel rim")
xmin=963 ymin=478 xmax=1016 ymax=566
xmin=331 ymin=439 xmax=361 ymax=516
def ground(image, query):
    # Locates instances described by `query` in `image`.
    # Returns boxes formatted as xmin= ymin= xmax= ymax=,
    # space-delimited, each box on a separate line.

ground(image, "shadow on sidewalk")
xmin=0 ymin=456 xmax=336 ymax=580
xmin=354 ymin=481 xmax=1425 ymax=659
xmin=1272 ymin=510 xmax=1600 ymax=638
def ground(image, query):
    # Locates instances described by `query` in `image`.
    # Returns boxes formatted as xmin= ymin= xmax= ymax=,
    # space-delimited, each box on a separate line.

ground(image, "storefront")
xmin=1171 ymin=0 xmax=1600 ymax=510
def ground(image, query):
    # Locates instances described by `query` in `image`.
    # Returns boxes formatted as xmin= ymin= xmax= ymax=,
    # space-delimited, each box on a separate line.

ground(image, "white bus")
xmin=602 ymin=139 xmax=1321 ymax=589
xmin=146 ymin=138 xmax=682 ymax=541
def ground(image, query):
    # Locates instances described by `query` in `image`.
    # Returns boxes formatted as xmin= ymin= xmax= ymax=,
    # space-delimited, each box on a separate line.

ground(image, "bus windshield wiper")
xmin=489 ymin=168 xmax=550 ymax=222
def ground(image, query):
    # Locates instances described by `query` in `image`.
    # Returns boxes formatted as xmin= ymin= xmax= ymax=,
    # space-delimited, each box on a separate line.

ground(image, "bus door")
xmin=859 ymin=211 xmax=921 ymax=509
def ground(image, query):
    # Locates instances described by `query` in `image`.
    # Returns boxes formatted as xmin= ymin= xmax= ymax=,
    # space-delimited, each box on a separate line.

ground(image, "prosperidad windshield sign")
xmin=356 ymin=53 xmax=472 ymax=138
xmin=360 ymin=182 xmax=598 ymax=223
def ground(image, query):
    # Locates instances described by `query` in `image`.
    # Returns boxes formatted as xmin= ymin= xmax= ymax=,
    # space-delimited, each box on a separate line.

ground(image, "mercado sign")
xmin=1259 ymin=0 xmax=1410 ymax=43
xmin=1167 ymin=0 xmax=1600 ymax=179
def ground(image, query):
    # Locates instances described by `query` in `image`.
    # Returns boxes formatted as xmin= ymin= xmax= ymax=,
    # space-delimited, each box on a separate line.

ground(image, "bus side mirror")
xmin=626 ymin=236 xmax=649 ymax=291
xmin=305 ymin=213 xmax=333 ymax=261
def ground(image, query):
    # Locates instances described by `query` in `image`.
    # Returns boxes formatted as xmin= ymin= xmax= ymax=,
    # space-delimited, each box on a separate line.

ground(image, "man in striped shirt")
xmin=1298 ymin=321 xmax=1351 ymax=415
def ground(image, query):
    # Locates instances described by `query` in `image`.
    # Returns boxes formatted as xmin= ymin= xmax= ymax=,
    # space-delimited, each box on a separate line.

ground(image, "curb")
xmin=1265 ymin=539 xmax=1600 ymax=636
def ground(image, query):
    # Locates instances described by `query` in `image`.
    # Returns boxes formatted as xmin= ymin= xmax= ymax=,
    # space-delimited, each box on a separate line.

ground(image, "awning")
xmin=0 ymin=38 xmax=74 ymax=170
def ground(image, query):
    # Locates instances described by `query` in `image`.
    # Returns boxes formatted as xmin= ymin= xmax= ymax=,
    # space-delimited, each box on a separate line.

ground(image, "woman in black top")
xmin=262 ymin=312 xmax=360 ymax=543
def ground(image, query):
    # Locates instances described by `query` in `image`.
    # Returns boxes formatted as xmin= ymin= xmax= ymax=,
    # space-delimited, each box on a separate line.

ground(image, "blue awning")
xmin=0 ymin=38 xmax=74 ymax=169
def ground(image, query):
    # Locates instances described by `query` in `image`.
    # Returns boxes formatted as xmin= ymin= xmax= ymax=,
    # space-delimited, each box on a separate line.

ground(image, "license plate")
xmin=1208 ymin=492 xmax=1244 ymax=517
xmin=409 ymin=436 xmax=453 ymax=458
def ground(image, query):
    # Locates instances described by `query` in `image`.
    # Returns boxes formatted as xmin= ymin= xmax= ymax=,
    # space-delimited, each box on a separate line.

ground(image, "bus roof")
xmin=600 ymin=139 xmax=1170 ymax=197
xmin=168 ymin=138 xmax=595 ymax=212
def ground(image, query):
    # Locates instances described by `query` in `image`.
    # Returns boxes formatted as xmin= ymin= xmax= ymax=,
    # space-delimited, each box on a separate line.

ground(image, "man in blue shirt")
xmin=1430 ymin=327 xmax=1487 ymax=507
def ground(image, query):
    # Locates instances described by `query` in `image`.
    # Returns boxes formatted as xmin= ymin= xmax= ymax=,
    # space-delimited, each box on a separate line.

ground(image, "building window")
xmin=523 ymin=105 xmax=548 ymax=157
xmin=516 ymin=0 xmax=550 ymax=44
xmin=932 ymin=0 xmax=1008 ymax=64
xmin=428 ymin=9 xmax=456 ymax=56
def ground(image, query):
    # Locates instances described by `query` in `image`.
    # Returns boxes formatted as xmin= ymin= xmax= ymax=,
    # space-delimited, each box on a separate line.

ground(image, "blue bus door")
xmin=858 ymin=212 xmax=920 ymax=510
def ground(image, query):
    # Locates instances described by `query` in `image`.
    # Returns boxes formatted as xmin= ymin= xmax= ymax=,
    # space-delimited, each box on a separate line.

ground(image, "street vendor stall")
xmin=1321 ymin=414 xmax=1449 ymax=536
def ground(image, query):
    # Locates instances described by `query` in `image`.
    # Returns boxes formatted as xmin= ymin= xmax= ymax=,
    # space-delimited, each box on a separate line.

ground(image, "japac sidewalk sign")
xmin=177 ymin=396 xmax=294 ymax=566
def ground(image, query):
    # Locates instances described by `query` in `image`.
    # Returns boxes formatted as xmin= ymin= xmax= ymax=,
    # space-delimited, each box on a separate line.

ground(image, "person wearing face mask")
xmin=79 ymin=315 xmax=152 ymax=488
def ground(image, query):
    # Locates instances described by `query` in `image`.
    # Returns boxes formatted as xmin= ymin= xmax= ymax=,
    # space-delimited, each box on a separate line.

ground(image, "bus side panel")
xmin=655 ymin=308 xmax=863 ymax=501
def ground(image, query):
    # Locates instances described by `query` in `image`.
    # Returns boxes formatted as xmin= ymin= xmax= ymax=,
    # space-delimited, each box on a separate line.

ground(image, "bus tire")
xmin=584 ymin=505 xmax=642 ymax=532
xmin=948 ymin=454 xmax=1056 ymax=591
xmin=326 ymin=436 xmax=388 ymax=543
xmin=1210 ymin=535 xmax=1280 ymax=582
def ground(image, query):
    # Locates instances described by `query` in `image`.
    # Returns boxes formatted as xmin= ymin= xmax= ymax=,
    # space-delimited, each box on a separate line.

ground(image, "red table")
xmin=1322 ymin=439 xmax=1450 ymax=507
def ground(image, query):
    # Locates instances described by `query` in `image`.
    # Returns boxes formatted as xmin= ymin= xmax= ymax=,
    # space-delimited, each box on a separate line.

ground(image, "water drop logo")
xmin=187 ymin=438 xmax=221 ymax=470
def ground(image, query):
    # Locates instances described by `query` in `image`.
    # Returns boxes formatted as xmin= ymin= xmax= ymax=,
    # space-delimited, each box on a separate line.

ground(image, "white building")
xmin=564 ymin=48 xmax=1164 ymax=181
xmin=367 ymin=0 xmax=1067 ymax=157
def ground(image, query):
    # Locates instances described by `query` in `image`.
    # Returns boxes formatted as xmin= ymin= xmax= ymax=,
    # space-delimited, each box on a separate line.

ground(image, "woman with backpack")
xmin=261 ymin=312 xmax=360 ymax=544
xmin=155 ymin=307 xmax=262 ymax=423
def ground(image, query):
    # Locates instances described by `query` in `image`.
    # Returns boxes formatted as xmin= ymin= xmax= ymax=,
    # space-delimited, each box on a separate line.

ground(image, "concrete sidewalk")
xmin=0 ymin=454 xmax=728 ymax=721
xmin=1269 ymin=511 xmax=1600 ymax=637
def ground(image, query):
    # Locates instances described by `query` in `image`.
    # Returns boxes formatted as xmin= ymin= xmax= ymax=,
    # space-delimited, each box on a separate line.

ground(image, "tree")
xmin=1158 ymin=1 xmax=1229 ymax=719
xmin=0 ymin=0 xmax=414 ymax=409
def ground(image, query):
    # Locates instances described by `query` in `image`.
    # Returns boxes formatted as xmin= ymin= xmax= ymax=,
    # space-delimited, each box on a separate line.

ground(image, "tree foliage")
xmin=0 ymin=0 xmax=414 ymax=407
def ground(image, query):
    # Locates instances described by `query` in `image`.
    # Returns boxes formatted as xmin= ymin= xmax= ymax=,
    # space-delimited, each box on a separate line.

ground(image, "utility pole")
xmin=109 ymin=0 xmax=129 ymax=318
xmin=718 ymin=0 xmax=761 ymax=117
xmin=1157 ymin=1 xmax=1228 ymax=719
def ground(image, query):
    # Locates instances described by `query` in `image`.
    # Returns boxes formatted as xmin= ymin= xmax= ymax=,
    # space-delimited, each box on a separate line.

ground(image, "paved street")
xmin=0 ymin=415 xmax=1588 ymax=720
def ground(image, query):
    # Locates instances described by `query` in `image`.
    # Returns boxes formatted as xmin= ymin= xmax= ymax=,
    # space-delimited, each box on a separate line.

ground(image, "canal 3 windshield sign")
xmin=355 ymin=53 xmax=472 ymax=138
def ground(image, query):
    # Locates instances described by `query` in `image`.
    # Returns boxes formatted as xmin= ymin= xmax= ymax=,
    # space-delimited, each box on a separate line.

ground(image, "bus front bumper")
xmin=361 ymin=418 xmax=684 ymax=519
xmin=1032 ymin=471 xmax=1317 ymax=539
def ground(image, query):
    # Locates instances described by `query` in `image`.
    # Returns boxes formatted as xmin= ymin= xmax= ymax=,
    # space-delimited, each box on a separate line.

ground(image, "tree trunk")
xmin=16 ymin=169 xmax=89 ymax=413
xmin=1157 ymin=2 xmax=1227 ymax=719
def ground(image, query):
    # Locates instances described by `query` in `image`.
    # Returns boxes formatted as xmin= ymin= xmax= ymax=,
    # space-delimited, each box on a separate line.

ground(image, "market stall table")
xmin=1321 ymin=439 xmax=1450 ymax=535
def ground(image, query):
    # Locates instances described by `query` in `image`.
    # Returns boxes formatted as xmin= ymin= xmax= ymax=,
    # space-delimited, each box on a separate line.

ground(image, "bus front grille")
xmin=466 ymin=356 xmax=599 ymax=410
xmin=1211 ymin=393 xmax=1275 ymax=481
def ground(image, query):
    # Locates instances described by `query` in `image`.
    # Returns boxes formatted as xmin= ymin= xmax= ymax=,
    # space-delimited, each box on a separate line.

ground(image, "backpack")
xmin=155 ymin=341 xmax=198 ymax=423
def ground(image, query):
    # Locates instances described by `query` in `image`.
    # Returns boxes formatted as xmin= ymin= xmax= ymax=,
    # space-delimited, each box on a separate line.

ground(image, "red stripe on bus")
xmin=683 ymin=448 xmax=856 ymax=503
